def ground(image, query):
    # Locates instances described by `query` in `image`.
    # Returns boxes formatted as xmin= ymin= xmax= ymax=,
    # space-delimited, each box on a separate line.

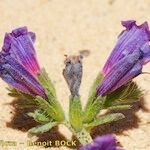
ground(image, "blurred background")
xmin=0 ymin=0 xmax=150 ymax=150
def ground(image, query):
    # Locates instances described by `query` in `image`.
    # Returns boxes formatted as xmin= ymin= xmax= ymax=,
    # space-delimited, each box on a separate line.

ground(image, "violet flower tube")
xmin=0 ymin=27 xmax=46 ymax=98
xmin=2 ymin=26 xmax=40 ymax=75
xmin=97 ymin=20 xmax=150 ymax=96
xmin=80 ymin=134 xmax=122 ymax=150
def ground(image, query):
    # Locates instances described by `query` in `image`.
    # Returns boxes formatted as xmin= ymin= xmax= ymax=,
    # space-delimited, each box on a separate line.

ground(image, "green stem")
xmin=63 ymin=121 xmax=93 ymax=145
xmin=76 ymin=128 xmax=93 ymax=145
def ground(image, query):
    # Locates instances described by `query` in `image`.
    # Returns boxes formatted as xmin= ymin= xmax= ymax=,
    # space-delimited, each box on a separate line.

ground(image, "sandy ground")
xmin=0 ymin=0 xmax=150 ymax=149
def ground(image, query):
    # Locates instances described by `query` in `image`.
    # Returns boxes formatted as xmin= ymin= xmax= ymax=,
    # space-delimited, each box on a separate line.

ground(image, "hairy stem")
xmin=63 ymin=121 xmax=92 ymax=145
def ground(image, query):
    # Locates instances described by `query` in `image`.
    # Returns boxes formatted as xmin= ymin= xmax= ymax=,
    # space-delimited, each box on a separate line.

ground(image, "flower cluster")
xmin=0 ymin=20 xmax=149 ymax=150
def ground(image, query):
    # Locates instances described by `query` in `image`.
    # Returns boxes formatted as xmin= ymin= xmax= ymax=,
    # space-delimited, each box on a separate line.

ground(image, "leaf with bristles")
xmin=104 ymin=81 xmax=143 ymax=107
xmin=87 ymin=73 xmax=103 ymax=105
xmin=37 ymin=68 xmax=56 ymax=98
xmin=7 ymin=88 xmax=38 ymax=109
xmin=35 ymin=96 xmax=65 ymax=122
xmin=83 ymin=96 xmax=104 ymax=124
xmin=83 ymin=73 xmax=105 ymax=124
xmin=69 ymin=96 xmax=82 ymax=132
xmin=28 ymin=122 xmax=57 ymax=137
xmin=28 ymin=110 xmax=52 ymax=123
xmin=36 ymin=69 xmax=65 ymax=122
xmin=107 ymin=105 xmax=131 ymax=111
xmin=84 ymin=113 xmax=125 ymax=128
xmin=7 ymin=88 xmax=34 ymax=100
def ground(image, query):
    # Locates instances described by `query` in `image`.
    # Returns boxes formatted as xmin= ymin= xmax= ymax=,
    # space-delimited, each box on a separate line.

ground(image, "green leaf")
xmin=28 ymin=122 xmax=57 ymax=137
xmin=87 ymin=73 xmax=103 ymax=105
xmin=28 ymin=110 xmax=51 ymax=123
xmin=105 ymin=81 xmax=143 ymax=107
xmin=84 ymin=113 xmax=125 ymax=128
xmin=107 ymin=105 xmax=131 ymax=111
xmin=83 ymin=96 xmax=104 ymax=124
xmin=35 ymin=96 xmax=65 ymax=122
xmin=69 ymin=96 xmax=83 ymax=132
xmin=50 ymin=99 xmax=65 ymax=122
xmin=13 ymin=100 xmax=37 ymax=109
xmin=35 ymin=96 xmax=55 ymax=116
xmin=36 ymin=69 xmax=65 ymax=122
xmin=83 ymin=73 xmax=105 ymax=124
xmin=7 ymin=88 xmax=38 ymax=109
xmin=7 ymin=88 xmax=34 ymax=100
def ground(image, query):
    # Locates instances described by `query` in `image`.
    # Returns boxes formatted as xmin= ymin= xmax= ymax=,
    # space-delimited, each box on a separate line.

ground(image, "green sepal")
xmin=28 ymin=110 xmax=52 ymax=123
xmin=104 ymin=81 xmax=143 ymax=107
xmin=69 ymin=96 xmax=83 ymax=132
xmin=84 ymin=113 xmax=125 ymax=128
xmin=28 ymin=122 xmax=57 ymax=137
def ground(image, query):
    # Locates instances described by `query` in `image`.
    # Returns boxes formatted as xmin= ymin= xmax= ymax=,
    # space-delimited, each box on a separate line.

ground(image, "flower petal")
xmin=121 ymin=20 xmax=136 ymax=30
xmin=0 ymin=53 xmax=46 ymax=98
xmin=2 ymin=27 xmax=40 ymax=75
xmin=97 ymin=50 xmax=142 ymax=96
xmin=140 ymin=43 xmax=150 ymax=64
xmin=11 ymin=26 xmax=28 ymax=37
xmin=103 ymin=20 xmax=150 ymax=75
xmin=0 ymin=73 xmax=29 ymax=93
xmin=108 ymin=62 xmax=142 ymax=94
xmin=80 ymin=135 xmax=122 ymax=150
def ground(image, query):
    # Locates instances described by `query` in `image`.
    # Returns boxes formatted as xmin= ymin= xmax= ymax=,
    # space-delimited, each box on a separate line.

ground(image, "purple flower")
xmin=80 ymin=134 xmax=122 ymax=150
xmin=97 ymin=20 xmax=150 ymax=96
xmin=2 ymin=27 xmax=40 ymax=75
xmin=0 ymin=27 xmax=46 ymax=98
xmin=103 ymin=20 xmax=150 ymax=75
